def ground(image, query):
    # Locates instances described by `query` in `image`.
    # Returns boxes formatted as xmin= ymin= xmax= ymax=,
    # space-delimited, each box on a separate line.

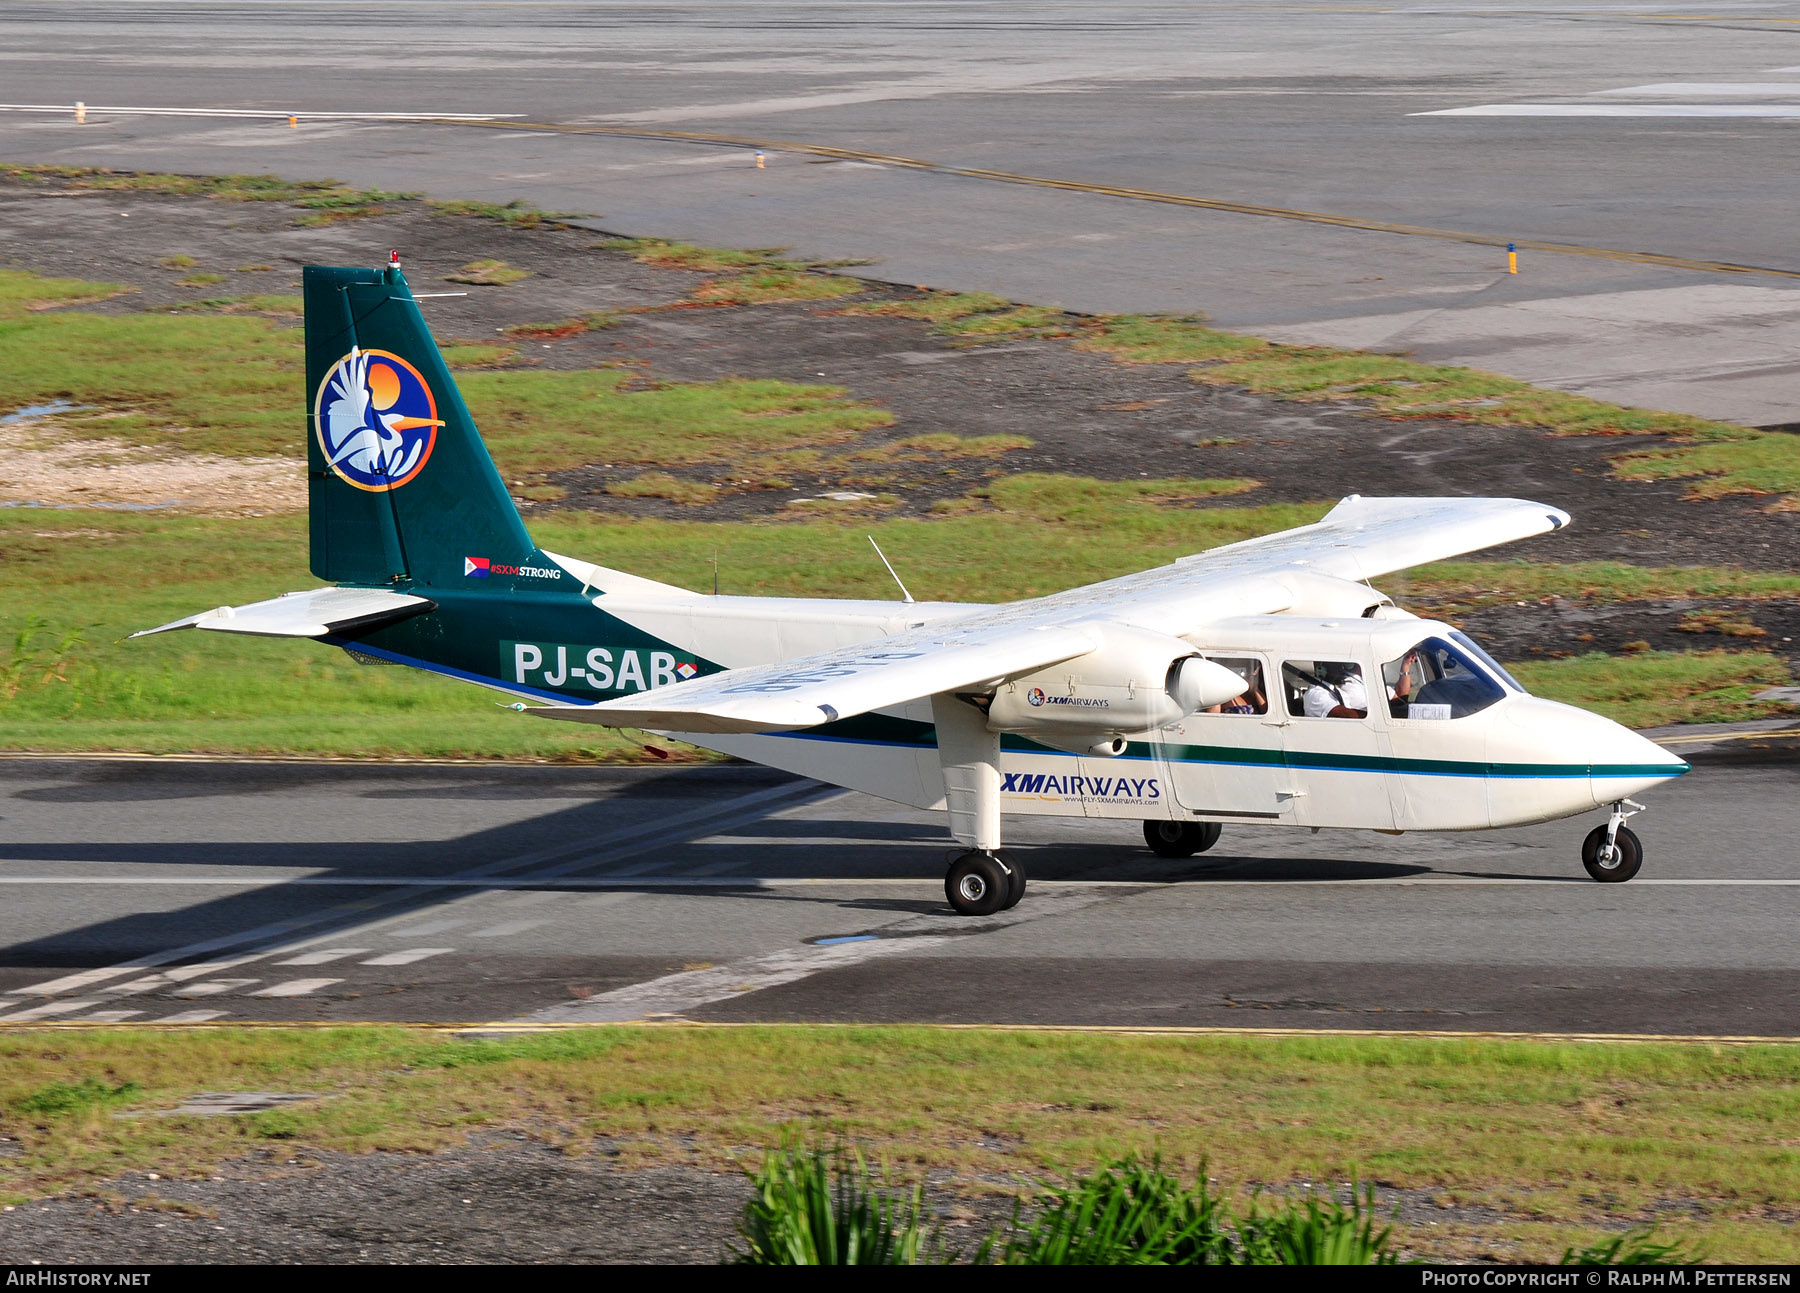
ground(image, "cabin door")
xmin=1161 ymin=653 xmax=1297 ymax=825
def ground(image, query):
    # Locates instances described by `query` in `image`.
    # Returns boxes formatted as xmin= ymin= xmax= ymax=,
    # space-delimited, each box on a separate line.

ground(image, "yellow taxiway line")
xmin=439 ymin=117 xmax=1800 ymax=282
xmin=1 ymin=1018 xmax=1795 ymax=1046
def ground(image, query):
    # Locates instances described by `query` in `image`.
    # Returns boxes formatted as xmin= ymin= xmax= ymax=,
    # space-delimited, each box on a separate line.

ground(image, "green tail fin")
xmin=305 ymin=262 xmax=537 ymax=589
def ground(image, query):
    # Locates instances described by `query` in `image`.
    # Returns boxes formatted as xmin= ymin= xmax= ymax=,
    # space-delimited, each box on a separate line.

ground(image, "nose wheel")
xmin=1582 ymin=799 xmax=1644 ymax=883
xmin=945 ymin=849 xmax=1024 ymax=916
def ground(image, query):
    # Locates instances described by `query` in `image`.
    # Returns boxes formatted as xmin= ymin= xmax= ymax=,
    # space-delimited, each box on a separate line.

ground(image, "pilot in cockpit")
xmin=1303 ymin=661 xmax=1369 ymax=719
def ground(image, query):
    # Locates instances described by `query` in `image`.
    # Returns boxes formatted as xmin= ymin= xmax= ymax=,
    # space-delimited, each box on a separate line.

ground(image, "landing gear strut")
xmin=1582 ymin=799 xmax=1644 ymax=883
xmin=1143 ymin=819 xmax=1222 ymax=859
xmin=945 ymin=849 xmax=1024 ymax=917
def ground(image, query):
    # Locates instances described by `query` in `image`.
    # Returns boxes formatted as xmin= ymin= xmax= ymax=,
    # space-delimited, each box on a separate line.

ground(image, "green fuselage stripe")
xmin=781 ymin=719 xmax=1684 ymax=782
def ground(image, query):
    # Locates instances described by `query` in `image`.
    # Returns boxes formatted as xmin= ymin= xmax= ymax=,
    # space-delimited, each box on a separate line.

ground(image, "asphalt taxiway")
xmin=5 ymin=2 xmax=1800 ymax=424
xmin=1 ymin=740 xmax=1796 ymax=1036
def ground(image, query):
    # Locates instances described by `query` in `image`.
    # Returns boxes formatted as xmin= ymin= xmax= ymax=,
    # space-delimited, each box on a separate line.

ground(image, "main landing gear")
xmin=945 ymin=849 xmax=1026 ymax=917
xmin=1582 ymin=799 xmax=1644 ymax=883
xmin=1143 ymin=819 xmax=1222 ymax=859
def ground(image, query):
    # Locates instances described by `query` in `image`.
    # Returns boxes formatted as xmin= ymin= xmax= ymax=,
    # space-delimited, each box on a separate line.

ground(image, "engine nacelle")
xmin=986 ymin=623 xmax=1249 ymax=741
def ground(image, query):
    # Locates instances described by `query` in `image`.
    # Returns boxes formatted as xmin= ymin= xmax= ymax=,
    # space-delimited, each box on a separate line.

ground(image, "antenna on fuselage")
xmin=867 ymin=535 xmax=914 ymax=604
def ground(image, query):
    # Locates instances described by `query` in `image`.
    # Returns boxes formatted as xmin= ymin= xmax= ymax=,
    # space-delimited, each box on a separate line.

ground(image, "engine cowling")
xmin=986 ymin=623 xmax=1249 ymax=749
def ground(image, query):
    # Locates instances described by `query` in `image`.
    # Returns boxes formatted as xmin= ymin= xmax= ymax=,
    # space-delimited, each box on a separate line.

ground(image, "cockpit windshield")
xmin=1381 ymin=636 xmax=1511 ymax=721
xmin=1447 ymin=630 xmax=1526 ymax=693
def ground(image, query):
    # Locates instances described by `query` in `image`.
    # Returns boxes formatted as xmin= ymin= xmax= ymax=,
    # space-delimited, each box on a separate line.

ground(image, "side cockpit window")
xmin=1283 ymin=661 xmax=1369 ymax=719
xmin=1199 ymin=656 xmax=1267 ymax=715
xmin=1383 ymin=637 xmax=1507 ymax=720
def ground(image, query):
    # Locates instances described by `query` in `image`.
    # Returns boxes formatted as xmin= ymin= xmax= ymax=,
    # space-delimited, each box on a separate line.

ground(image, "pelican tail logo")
xmin=314 ymin=348 xmax=443 ymax=492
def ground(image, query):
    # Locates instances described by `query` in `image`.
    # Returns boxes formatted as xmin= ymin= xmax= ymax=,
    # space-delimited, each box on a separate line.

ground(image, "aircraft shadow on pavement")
xmin=1 ymin=773 xmax=1470 ymax=971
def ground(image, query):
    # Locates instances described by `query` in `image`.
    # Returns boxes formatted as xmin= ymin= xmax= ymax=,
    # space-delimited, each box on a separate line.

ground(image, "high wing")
xmin=535 ymin=623 xmax=1101 ymax=733
xmin=531 ymin=495 xmax=1568 ymax=734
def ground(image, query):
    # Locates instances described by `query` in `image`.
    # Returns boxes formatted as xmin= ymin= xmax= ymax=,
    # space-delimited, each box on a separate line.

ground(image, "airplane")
xmin=136 ymin=257 xmax=1690 ymax=915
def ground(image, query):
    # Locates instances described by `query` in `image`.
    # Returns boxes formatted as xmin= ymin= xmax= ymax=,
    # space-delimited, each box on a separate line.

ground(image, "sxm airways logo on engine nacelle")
xmin=506 ymin=641 xmax=701 ymax=694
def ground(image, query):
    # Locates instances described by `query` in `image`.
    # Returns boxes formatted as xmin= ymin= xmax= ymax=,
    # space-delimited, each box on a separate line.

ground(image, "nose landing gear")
xmin=1583 ymin=799 xmax=1644 ymax=883
xmin=945 ymin=849 xmax=1025 ymax=916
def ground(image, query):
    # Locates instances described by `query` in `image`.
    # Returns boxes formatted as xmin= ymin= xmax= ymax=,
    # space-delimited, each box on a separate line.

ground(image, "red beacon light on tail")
xmin=389 ymin=250 xmax=402 ymax=270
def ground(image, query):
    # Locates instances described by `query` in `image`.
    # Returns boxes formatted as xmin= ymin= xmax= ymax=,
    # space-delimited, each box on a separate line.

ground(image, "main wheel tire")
xmin=1143 ymin=820 xmax=1219 ymax=859
xmin=1582 ymin=824 xmax=1643 ymax=883
xmin=945 ymin=850 xmax=1009 ymax=916
xmin=1001 ymin=854 xmax=1028 ymax=911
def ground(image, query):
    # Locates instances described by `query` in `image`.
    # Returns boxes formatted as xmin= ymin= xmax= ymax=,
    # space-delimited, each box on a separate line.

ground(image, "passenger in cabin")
xmin=1303 ymin=662 xmax=1368 ymax=719
xmin=1205 ymin=658 xmax=1266 ymax=715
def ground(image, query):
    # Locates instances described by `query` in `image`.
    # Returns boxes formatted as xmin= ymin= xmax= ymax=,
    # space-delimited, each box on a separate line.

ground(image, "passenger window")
xmin=1282 ymin=661 xmax=1369 ymax=719
xmin=1198 ymin=656 xmax=1266 ymax=716
xmin=1382 ymin=638 xmax=1508 ymax=720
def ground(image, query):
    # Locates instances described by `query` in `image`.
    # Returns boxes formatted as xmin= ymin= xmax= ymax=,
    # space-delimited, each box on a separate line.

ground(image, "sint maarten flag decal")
xmin=464 ymin=556 xmax=490 ymax=578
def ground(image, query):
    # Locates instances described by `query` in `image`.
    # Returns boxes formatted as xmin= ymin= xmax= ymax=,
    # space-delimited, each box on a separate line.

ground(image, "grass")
xmin=162 ymin=294 xmax=304 ymax=317
xmin=692 ymin=267 xmax=863 ymax=306
xmin=1512 ymin=649 xmax=1792 ymax=728
xmin=598 ymin=238 xmax=791 ymax=272
xmin=430 ymin=198 xmax=576 ymax=229
xmin=0 ymin=1025 xmax=1793 ymax=1261
xmin=845 ymin=291 xmax=1089 ymax=339
xmin=605 ymin=472 xmax=722 ymax=505
xmin=1077 ymin=315 xmax=1271 ymax=365
xmin=4 ymin=482 xmax=1789 ymax=755
xmin=459 ymin=371 xmax=893 ymax=475
xmin=445 ymin=259 xmax=531 ymax=287
xmin=505 ymin=312 xmax=619 ymax=339
xmin=0 ymin=270 xmax=303 ymax=456
xmin=8 ymin=163 xmax=1795 ymax=501
xmin=0 ymin=164 xmax=418 ymax=226
xmin=597 ymin=238 xmax=864 ymax=306
xmin=846 ymin=291 xmax=1014 ymax=326
xmin=0 ymin=269 xmax=886 ymax=467
xmin=1399 ymin=559 xmax=1800 ymax=611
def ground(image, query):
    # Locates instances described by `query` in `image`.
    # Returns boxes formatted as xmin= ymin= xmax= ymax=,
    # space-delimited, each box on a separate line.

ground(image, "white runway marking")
xmin=173 ymin=980 xmax=259 ymax=998
xmin=0 ymin=998 xmax=103 ymax=1021
xmin=360 ymin=948 xmax=454 ymax=967
xmin=1 ymin=875 xmax=1798 ymax=891
xmin=0 ymin=103 xmax=521 ymax=121
xmin=274 ymin=948 xmax=370 ymax=966
xmin=471 ymin=920 xmax=547 ymax=938
xmin=2 ymin=778 xmax=830 ymax=997
xmin=1417 ymin=104 xmax=1800 ymax=117
xmin=516 ymin=887 xmax=1115 ymax=1025
xmin=251 ymin=979 xmax=341 ymax=998
xmin=386 ymin=920 xmax=467 ymax=938
xmin=99 ymin=960 xmax=261 ymax=996
xmin=1595 ymin=83 xmax=1800 ymax=97
xmin=155 ymin=1010 xmax=227 ymax=1024
xmin=81 ymin=1010 xmax=144 ymax=1023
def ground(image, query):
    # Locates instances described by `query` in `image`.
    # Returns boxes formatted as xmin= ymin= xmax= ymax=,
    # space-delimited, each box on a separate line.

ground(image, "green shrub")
xmin=1234 ymin=1185 xmax=1401 ymax=1266
xmin=1560 ymin=1228 xmax=1703 ymax=1266
xmin=730 ymin=1141 xmax=936 ymax=1265
xmin=984 ymin=1155 xmax=1236 ymax=1265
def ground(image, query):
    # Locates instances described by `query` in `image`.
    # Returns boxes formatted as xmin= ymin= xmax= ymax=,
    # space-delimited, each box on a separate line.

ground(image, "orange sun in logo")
xmin=367 ymin=361 xmax=402 ymax=411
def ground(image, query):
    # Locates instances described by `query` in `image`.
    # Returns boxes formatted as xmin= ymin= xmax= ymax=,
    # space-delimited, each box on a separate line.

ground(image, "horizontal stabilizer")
xmin=131 ymin=587 xmax=434 ymax=640
xmin=529 ymin=622 xmax=1099 ymax=734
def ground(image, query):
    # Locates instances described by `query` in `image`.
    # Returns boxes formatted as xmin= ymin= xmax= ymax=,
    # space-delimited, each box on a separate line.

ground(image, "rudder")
xmin=305 ymin=260 xmax=535 ymax=589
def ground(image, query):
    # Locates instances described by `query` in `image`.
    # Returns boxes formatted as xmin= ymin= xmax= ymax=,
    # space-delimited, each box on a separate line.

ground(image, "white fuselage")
xmin=584 ymin=577 xmax=1687 ymax=836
